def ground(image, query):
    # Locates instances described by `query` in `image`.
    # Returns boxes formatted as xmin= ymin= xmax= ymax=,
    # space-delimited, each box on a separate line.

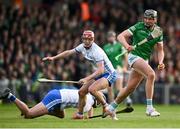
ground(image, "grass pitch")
xmin=0 ymin=104 xmax=180 ymax=128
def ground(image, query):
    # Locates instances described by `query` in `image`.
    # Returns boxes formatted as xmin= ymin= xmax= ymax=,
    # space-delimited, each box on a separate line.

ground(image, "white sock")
xmin=7 ymin=93 xmax=16 ymax=102
xmin=146 ymin=99 xmax=153 ymax=110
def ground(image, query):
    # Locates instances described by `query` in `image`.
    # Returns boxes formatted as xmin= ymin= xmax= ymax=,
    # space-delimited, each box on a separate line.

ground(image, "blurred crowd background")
xmin=0 ymin=0 xmax=179 ymax=104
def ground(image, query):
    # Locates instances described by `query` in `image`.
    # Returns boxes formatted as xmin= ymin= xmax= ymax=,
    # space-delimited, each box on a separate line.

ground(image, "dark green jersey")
xmin=103 ymin=41 xmax=125 ymax=68
xmin=128 ymin=22 xmax=163 ymax=60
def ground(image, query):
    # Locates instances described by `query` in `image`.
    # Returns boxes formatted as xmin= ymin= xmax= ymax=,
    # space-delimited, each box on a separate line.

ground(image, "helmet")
xmin=82 ymin=30 xmax=94 ymax=39
xmin=107 ymin=31 xmax=116 ymax=37
xmin=144 ymin=9 xmax=157 ymax=18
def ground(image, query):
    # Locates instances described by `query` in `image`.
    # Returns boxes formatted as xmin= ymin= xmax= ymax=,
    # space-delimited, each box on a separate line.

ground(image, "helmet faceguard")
xmin=143 ymin=9 xmax=157 ymax=28
xmin=144 ymin=9 xmax=157 ymax=19
xmin=82 ymin=30 xmax=94 ymax=40
xmin=107 ymin=31 xmax=116 ymax=43
xmin=82 ymin=30 xmax=94 ymax=49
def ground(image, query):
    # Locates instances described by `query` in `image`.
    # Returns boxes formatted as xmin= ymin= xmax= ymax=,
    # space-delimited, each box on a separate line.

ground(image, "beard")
xmin=144 ymin=22 xmax=155 ymax=29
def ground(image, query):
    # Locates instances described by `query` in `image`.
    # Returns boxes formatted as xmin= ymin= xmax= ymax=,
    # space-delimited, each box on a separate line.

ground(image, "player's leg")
xmin=106 ymin=69 xmax=123 ymax=103
xmin=88 ymin=78 xmax=109 ymax=106
xmin=21 ymin=88 xmax=65 ymax=118
xmin=88 ymin=72 xmax=117 ymax=107
xmin=133 ymin=58 xmax=160 ymax=116
xmin=23 ymin=102 xmax=48 ymax=118
xmin=88 ymin=72 xmax=118 ymax=119
xmin=116 ymin=69 xmax=132 ymax=107
xmin=116 ymin=75 xmax=133 ymax=107
xmin=0 ymin=88 xmax=48 ymax=119
xmin=48 ymin=109 xmax=65 ymax=118
xmin=104 ymin=70 xmax=143 ymax=117
xmin=115 ymin=70 xmax=143 ymax=104
xmin=107 ymin=86 xmax=114 ymax=103
xmin=73 ymin=80 xmax=94 ymax=119
xmin=88 ymin=78 xmax=114 ymax=118
xmin=114 ymin=66 xmax=132 ymax=107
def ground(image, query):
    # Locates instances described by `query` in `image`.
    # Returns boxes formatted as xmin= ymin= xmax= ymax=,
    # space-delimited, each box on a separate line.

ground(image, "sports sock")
xmin=7 ymin=93 xmax=16 ymax=102
xmin=126 ymin=96 xmax=132 ymax=104
xmin=146 ymin=99 xmax=153 ymax=109
xmin=110 ymin=101 xmax=118 ymax=109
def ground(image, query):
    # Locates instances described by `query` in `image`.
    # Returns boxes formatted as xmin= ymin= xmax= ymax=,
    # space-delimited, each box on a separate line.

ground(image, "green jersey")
xmin=103 ymin=41 xmax=125 ymax=68
xmin=128 ymin=22 xmax=163 ymax=60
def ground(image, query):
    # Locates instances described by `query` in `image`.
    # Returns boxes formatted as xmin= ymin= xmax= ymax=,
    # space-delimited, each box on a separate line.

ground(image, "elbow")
xmin=117 ymin=34 xmax=123 ymax=42
xmin=117 ymin=31 xmax=126 ymax=40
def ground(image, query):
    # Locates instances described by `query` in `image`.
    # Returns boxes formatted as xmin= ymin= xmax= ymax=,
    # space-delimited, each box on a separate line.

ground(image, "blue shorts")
xmin=41 ymin=89 xmax=62 ymax=112
xmin=95 ymin=71 xmax=117 ymax=86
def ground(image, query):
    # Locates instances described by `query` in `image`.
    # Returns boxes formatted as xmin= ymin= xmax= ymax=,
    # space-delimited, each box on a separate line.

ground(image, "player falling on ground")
xmin=104 ymin=9 xmax=165 ymax=117
xmin=103 ymin=31 xmax=132 ymax=106
xmin=43 ymin=30 xmax=118 ymax=120
xmin=0 ymin=88 xmax=101 ymax=119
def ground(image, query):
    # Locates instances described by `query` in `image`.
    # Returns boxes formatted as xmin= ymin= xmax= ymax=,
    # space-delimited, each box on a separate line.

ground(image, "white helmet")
xmin=82 ymin=30 xmax=94 ymax=39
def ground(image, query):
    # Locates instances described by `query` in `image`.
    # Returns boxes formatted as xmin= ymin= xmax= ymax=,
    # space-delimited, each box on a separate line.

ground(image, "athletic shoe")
xmin=72 ymin=113 xmax=84 ymax=119
xmin=0 ymin=88 xmax=10 ymax=99
xmin=146 ymin=108 xmax=160 ymax=117
xmin=112 ymin=112 xmax=118 ymax=120
xmin=126 ymin=102 xmax=132 ymax=107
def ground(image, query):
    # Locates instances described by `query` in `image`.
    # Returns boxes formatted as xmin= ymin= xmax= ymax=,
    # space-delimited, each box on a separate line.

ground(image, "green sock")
xmin=111 ymin=101 xmax=118 ymax=109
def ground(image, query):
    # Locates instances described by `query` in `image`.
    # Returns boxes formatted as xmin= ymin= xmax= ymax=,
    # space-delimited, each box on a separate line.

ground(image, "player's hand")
xmin=42 ymin=56 xmax=54 ymax=62
xmin=122 ymin=67 xmax=128 ymax=73
xmin=126 ymin=45 xmax=134 ymax=52
xmin=79 ymin=78 xmax=88 ymax=85
xmin=158 ymin=63 xmax=165 ymax=70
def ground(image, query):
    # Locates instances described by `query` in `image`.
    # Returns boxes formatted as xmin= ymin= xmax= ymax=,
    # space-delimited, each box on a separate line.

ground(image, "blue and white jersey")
xmin=74 ymin=43 xmax=115 ymax=74
xmin=59 ymin=89 xmax=94 ymax=112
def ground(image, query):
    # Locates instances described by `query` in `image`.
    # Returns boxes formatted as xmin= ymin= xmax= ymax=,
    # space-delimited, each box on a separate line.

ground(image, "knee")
xmin=59 ymin=110 xmax=65 ymax=118
xmin=24 ymin=111 xmax=33 ymax=119
xmin=88 ymin=87 xmax=96 ymax=95
xmin=147 ymin=71 xmax=155 ymax=80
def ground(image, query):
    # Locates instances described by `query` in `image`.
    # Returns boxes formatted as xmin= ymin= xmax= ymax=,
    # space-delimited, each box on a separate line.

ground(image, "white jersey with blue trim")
xmin=59 ymin=89 xmax=94 ymax=112
xmin=74 ymin=43 xmax=115 ymax=74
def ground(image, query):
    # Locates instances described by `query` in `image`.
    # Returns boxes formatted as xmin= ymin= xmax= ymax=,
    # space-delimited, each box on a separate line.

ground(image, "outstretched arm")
xmin=42 ymin=49 xmax=76 ymax=61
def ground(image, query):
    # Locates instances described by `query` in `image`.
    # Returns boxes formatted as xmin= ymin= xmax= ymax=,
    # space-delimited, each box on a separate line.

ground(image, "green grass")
xmin=0 ymin=104 xmax=180 ymax=128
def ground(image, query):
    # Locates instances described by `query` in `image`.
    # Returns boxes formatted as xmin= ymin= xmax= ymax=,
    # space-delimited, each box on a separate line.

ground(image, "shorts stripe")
xmin=95 ymin=71 xmax=117 ymax=86
xmin=46 ymin=99 xmax=62 ymax=110
xmin=107 ymin=71 xmax=117 ymax=85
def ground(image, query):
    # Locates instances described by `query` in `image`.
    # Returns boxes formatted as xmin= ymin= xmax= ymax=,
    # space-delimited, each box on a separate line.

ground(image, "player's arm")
xmin=156 ymin=42 xmax=165 ymax=70
xmin=42 ymin=49 xmax=76 ymax=61
xmin=79 ymin=61 xmax=104 ymax=84
xmin=117 ymin=30 xmax=133 ymax=51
